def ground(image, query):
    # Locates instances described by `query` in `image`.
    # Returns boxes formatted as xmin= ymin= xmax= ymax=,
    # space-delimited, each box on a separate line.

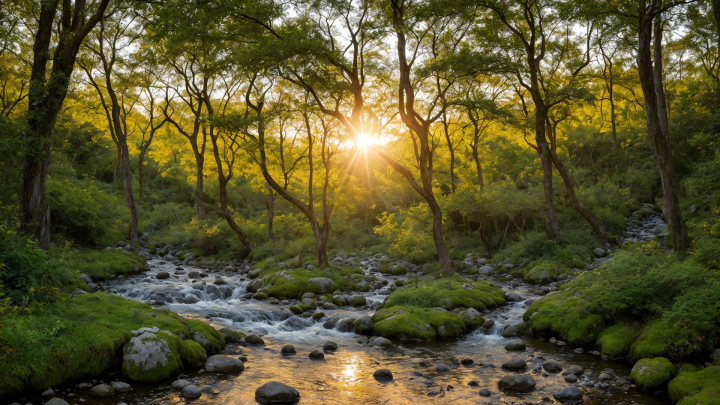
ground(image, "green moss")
xmin=259 ymin=268 xmax=358 ymax=299
xmin=629 ymin=319 xmax=671 ymax=361
xmin=668 ymin=365 xmax=720 ymax=405
xmin=392 ymin=265 xmax=407 ymax=275
xmin=596 ymin=323 xmax=639 ymax=357
xmin=382 ymin=276 xmax=506 ymax=311
xmin=630 ymin=357 xmax=676 ymax=390
xmin=219 ymin=327 xmax=245 ymax=344
xmin=179 ymin=339 xmax=207 ymax=367
xmin=289 ymin=305 xmax=303 ymax=314
xmin=186 ymin=319 xmax=225 ymax=353
xmin=372 ymin=306 xmax=466 ymax=340
xmin=68 ymin=250 xmax=146 ymax=280
xmin=123 ymin=330 xmax=183 ymax=382
xmin=567 ymin=314 xmax=606 ymax=346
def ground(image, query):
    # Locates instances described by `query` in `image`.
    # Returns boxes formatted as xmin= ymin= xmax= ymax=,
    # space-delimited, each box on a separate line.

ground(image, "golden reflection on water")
xmin=340 ymin=355 xmax=362 ymax=384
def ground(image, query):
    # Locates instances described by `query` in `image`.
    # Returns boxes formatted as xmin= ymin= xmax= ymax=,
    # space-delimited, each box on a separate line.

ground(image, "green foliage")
xmin=668 ymin=365 xmax=720 ymax=405
xmin=596 ymin=323 xmax=640 ymax=357
xmin=374 ymin=205 xmax=436 ymax=263
xmin=66 ymin=250 xmax=145 ymax=281
xmin=630 ymin=357 xmax=676 ymax=390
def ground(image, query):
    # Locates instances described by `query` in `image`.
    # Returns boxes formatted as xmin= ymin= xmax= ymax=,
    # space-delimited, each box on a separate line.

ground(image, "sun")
xmin=356 ymin=133 xmax=375 ymax=148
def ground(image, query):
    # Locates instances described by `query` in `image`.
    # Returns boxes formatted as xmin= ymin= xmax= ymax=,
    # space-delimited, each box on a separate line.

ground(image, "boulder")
xmin=556 ymin=386 xmax=583 ymax=402
xmin=122 ymin=329 xmax=182 ymax=382
xmin=353 ymin=315 xmax=374 ymax=335
xmin=308 ymin=277 xmax=335 ymax=294
xmin=348 ymin=295 xmax=367 ymax=307
xmin=323 ymin=341 xmax=338 ymax=351
xmin=505 ymin=340 xmax=526 ymax=351
xmin=373 ymin=369 xmax=393 ymax=380
xmin=181 ymin=384 xmax=201 ymax=399
xmin=89 ymin=384 xmax=115 ymax=397
xmin=205 ymin=355 xmax=245 ymax=373
xmin=630 ymin=357 xmax=676 ymax=390
xmin=309 ymin=350 xmax=325 ymax=359
xmin=44 ymin=399 xmax=69 ymax=405
xmin=171 ymin=380 xmax=192 ymax=391
xmin=543 ymin=359 xmax=562 ymax=373
xmin=110 ymin=381 xmax=131 ymax=393
xmin=245 ymin=334 xmax=265 ymax=345
xmin=502 ymin=322 xmax=528 ymax=338
xmin=281 ymin=344 xmax=297 ymax=355
xmin=478 ymin=388 xmax=491 ymax=397
xmin=502 ymin=356 xmax=528 ymax=371
xmin=337 ymin=317 xmax=356 ymax=332
xmin=219 ymin=327 xmax=245 ymax=344
xmin=505 ymin=292 xmax=523 ymax=302
xmin=371 ymin=337 xmax=393 ymax=347
xmin=299 ymin=297 xmax=317 ymax=310
xmin=156 ymin=271 xmax=170 ymax=279
xmin=497 ymin=374 xmax=536 ymax=392
xmin=593 ymin=248 xmax=606 ymax=257
xmin=255 ymin=381 xmax=300 ymax=404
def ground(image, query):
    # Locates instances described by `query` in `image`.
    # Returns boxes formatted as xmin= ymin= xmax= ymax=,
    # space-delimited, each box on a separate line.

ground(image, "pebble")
xmin=281 ymin=344 xmax=296 ymax=355
xmin=181 ymin=385 xmax=202 ymax=399
xmin=374 ymin=369 xmax=393 ymax=380
xmin=479 ymin=388 xmax=491 ymax=397
xmin=172 ymin=379 xmax=192 ymax=390
xmin=323 ymin=341 xmax=338 ymax=351
xmin=309 ymin=350 xmax=325 ymax=359
xmin=436 ymin=364 xmax=449 ymax=372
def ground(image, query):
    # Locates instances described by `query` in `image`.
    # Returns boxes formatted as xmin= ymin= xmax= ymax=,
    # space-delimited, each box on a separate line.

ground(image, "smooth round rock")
xmin=245 ymin=334 xmax=265 ymax=345
xmin=323 ymin=341 xmax=338 ymax=351
xmin=502 ymin=356 xmax=527 ymax=371
xmin=89 ymin=384 xmax=115 ymax=397
xmin=497 ymin=374 xmax=536 ymax=392
xmin=460 ymin=358 xmax=474 ymax=365
xmin=371 ymin=337 xmax=393 ymax=347
xmin=374 ymin=369 xmax=393 ymax=380
xmin=309 ymin=350 xmax=325 ymax=359
xmin=205 ymin=355 xmax=245 ymax=373
xmin=41 ymin=388 xmax=55 ymax=398
xmin=111 ymin=381 xmax=131 ymax=393
xmin=156 ymin=271 xmax=170 ymax=279
xmin=543 ymin=359 xmax=563 ymax=373
xmin=560 ymin=385 xmax=583 ymax=401
xmin=181 ymin=384 xmax=201 ymax=399
xmin=479 ymin=388 xmax=491 ymax=397
xmin=44 ymin=399 xmax=69 ymax=405
xmin=599 ymin=372 xmax=612 ymax=382
xmin=255 ymin=381 xmax=300 ymax=404
xmin=436 ymin=363 xmax=449 ymax=372
xmin=505 ymin=340 xmax=526 ymax=351
xmin=564 ymin=374 xmax=578 ymax=383
xmin=171 ymin=379 xmax=192 ymax=391
xmin=281 ymin=344 xmax=297 ymax=355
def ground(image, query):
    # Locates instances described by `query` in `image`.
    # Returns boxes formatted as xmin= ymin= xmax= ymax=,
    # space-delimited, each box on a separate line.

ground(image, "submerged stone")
xmin=255 ymin=381 xmax=300 ymax=404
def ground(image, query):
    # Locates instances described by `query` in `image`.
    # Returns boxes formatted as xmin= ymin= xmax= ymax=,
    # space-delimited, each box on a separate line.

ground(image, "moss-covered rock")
xmin=122 ymin=328 xmax=183 ymax=382
xmin=179 ymin=339 xmax=207 ymax=367
xmin=630 ymin=357 xmax=676 ymax=390
xmin=596 ymin=323 xmax=639 ymax=357
xmin=629 ymin=319 xmax=671 ymax=361
xmin=566 ymin=314 xmax=605 ymax=346
xmin=187 ymin=319 xmax=225 ymax=353
xmin=459 ymin=308 xmax=485 ymax=331
xmin=371 ymin=306 xmax=466 ymax=340
xmin=289 ymin=305 xmax=303 ymax=314
xmin=382 ymin=276 xmax=506 ymax=311
xmin=219 ymin=327 xmax=246 ymax=344
xmin=668 ymin=365 xmax=720 ymax=405
xmin=70 ymin=250 xmax=146 ymax=280
xmin=256 ymin=268 xmax=358 ymax=299
xmin=392 ymin=265 xmax=407 ymax=275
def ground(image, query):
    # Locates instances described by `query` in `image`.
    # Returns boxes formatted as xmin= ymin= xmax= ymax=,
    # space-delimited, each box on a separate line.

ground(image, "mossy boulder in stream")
xmin=122 ymin=327 xmax=183 ymax=382
xmin=187 ymin=319 xmax=225 ymax=353
xmin=628 ymin=319 xmax=672 ymax=361
xmin=668 ymin=365 xmax=720 ymax=405
xmin=630 ymin=357 xmax=676 ymax=390
xmin=251 ymin=268 xmax=360 ymax=299
xmin=179 ymin=339 xmax=207 ymax=366
xmin=380 ymin=276 xmax=506 ymax=311
xmin=371 ymin=306 xmax=466 ymax=340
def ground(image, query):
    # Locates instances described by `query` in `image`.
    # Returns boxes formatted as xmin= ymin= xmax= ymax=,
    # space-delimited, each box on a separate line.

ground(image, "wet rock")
xmin=337 ymin=317 xmax=357 ymax=332
xmin=502 ymin=322 xmax=528 ymax=338
xmin=188 ymin=270 xmax=200 ymax=278
xmin=353 ymin=315 xmax=374 ymax=335
xmin=281 ymin=344 xmax=297 ymax=355
xmin=543 ymin=359 xmax=562 ymax=373
xmin=89 ymin=384 xmax=115 ymax=397
xmin=436 ymin=363 xmax=449 ymax=372
xmin=556 ymin=386 xmax=583 ymax=402
xmin=467 ymin=380 xmax=479 ymax=386
xmin=312 ymin=312 xmax=326 ymax=321
xmin=309 ymin=350 xmax=325 ymax=359
xmin=181 ymin=384 xmax=201 ymax=399
xmin=156 ymin=271 xmax=170 ymax=279
xmin=213 ymin=278 xmax=226 ymax=285
xmin=205 ymin=355 xmax=245 ymax=373
xmin=110 ymin=381 xmax=131 ymax=393
xmin=497 ymin=374 xmax=536 ymax=392
xmin=461 ymin=358 xmax=474 ymax=365
xmin=255 ymin=382 xmax=300 ymax=404
xmin=348 ymin=295 xmax=367 ymax=306
xmin=479 ymin=388 xmax=491 ymax=397
xmin=371 ymin=337 xmax=393 ymax=347
xmin=219 ymin=327 xmax=245 ymax=344
xmin=505 ymin=340 xmax=526 ymax=351
xmin=481 ymin=319 xmax=495 ymax=329
xmin=245 ymin=334 xmax=265 ymax=345
xmin=42 ymin=387 xmax=56 ymax=398
xmin=563 ymin=365 xmax=583 ymax=376
xmin=505 ymin=291 xmax=523 ymax=302
xmin=564 ymin=374 xmax=578 ymax=383
xmin=254 ymin=292 xmax=269 ymax=300
xmin=171 ymin=380 xmax=192 ymax=391
xmin=323 ymin=341 xmax=338 ymax=351
xmin=599 ymin=373 xmax=612 ymax=382
xmin=44 ymin=399 xmax=69 ymax=405
xmin=300 ymin=297 xmax=317 ymax=310
xmin=374 ymin=369 xmax=393 ymax=380
xmin=323 ymin=317 xmax=340 ymax=329
xmin=308 ymin=277 xmax=335 ymax=294
xmin=502 ymin=357 xmax=528 ymax=371
xmin=593 ymin=248 xmax=606 ymax=257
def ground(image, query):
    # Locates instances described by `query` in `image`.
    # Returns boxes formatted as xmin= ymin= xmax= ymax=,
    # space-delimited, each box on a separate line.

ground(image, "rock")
xmin=559 ymin=386 xmax=583 ymax=402
xmin=181 ymin=384 xmax=202 ymax=399
xmin=42 ymin=388 xmax=56 ymax=398
xmin=281 ymin=344 xmax=297 ymax=355
xmin=461 ymin=358 xmax=474 ymax=365
xmin=171 ymin=379 xmax=192 ymax=391
xmin=89 ymin=384 xmax=115 ymax=397
xmin=309 ymin=350 xmax=325 ymax=359
xmin=255 ymin=381 xmax=300 ymax=404
xmin=478 ymin=265 xmax=494 ymax=275
xmin=213 ymin=277 xmax=226 ymax=285
xmin=219 ymin=327 xmax=245 ymax=344
xmin=467 ymin=380 xmax=479 ymax=386
xmin=502 ymin=356 xmax=528 ymax=371
xmin=502 ymin=322 xmax=528 ymax=338
xmin=323 ymin=341 xmax=338 ymax=351
xmin=371 ymin=337 xmax=393 ymax=347
xmin=497 ymin=374 xmax=536 ymax=392
xmin=188 ymin=270 xmax=200 ymax=278
xmin=245 ymin=334 xmax=265 ymax=345
xmin=353 ymin=315 xmax=374 ymax=335
xmin=482 ymin=319 xmax=495 ymax=329
xmin=348 ymin=295 xmax=367 ymax=306
xmin=299 ymin=297 xmax=317 ymax=310
xmin=505 ymin=340 xmax=526 ymax=351
xmin=436 ymin=363 xmax=449 ymax=372
xmin=44 ymin=399 xmax=69 ymax=405
xmin=564 ymin=365 xmax=583 ymax=376
xmin=593 ymin=248 xmax=606 ymax=257
xmin=254 ymin=292 xmax=269 ymax=300
xmin=337 ymin=317 xmax=356 ymax=332
xmin=374 ymin=369 xmax=393 ymax=379
xmin=122 ymin=329 xmax=182 ymax=382
xmin=543 ymin=359 xmax=563 ymax=373
xmin=312 ymin=312 xmax=326 ymax=320
xmin=479 ymin=388 xmax=491 ymax=397
xmin=156 ymin=271 xmax=170 ymax=279
xmin=110 ymin=381 xmax=131 ymax=393
xmin=505 ymin=291 xmax=523 ymax=302
xmin=205 ymin=355 xmax=245 ymax=373
xmin=599 ymin=372 xmax=612 ymax=382
xmin=564 ymin=374 xmax=578 ymax=383
xmin=630 ymin=357 xmax=676 ymax=390
xmin=308 ymin=277 xmax=335 ymax=294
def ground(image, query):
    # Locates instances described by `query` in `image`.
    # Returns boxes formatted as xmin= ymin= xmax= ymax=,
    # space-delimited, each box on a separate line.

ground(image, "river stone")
xmin=156 ymin=271 xmax=170 ymax=279
xmin=42 ymin=388 xmax=55 ymax=398
xmin=478 ymin=265 xmax=494 ymax=275
xmin=333 ymin=295 xmax=348 ymax=306
xmin=348 ymin=295 xmax=367 ymax=306
xmin=219 ymin=327 xmax=244 ymax=344
xmin=593 ymin=247 xmax=606 ymax=257
xmin=502 ymin=356 xmax=528 ymax=371
xmin=255 ymin=381 xmax=300 ymax=404
xmin=89 ymin=384 xmax=115 ymax=397
xmin=171 ymin=379 xmax=192 ymax=390
xmin=205 ymin=355 xmax=245 ymax=372
xmin=323 ymin=341 xmax=338 ymax=351
xmin=543 ymin=359 xmax=562 ymax=373
xmin=308 ymin=277 xmax=335 ymax=294
xmin=564 ymin=365 xmax=583 ymax=376
xmin=502 ymin=322 xmax=528 ymax=338
xmin=564 ymin=374 xmax=578 ymax=383
xmin=111 ymin=381 xmax=131 ymax=393
xmin=371 ymin=337 xmax=393 ymax=347
xmin=44 ymin=399 xmax=69 ymax=405
xmin=281 ymin=344 xmax=297 ymax=355
xmin=300 ymin=297 xmax=317 ymax=310
xmin=374 ymin=369 xmax=393 ymax=379
xmin=337 ymin=317 xmax=356 ymax=332
xmin=309 ymin=350 xmax=325 ymax=359
xmin=436 ymin=363 xmax=449 ymax=372
xmin=254 ymin=292 xmax=268 ymax=300
xmin=505 ymin=292 xmax=524 ymax=302
xmin=559 ymin=386 xmax=583 ymax=402
xmin=245 ymin=334 xmax=265 ymax=345
xmin=630 ymin=357 xmax=676 ymax=390
xmin=505 ymin=340 xmax=526 ymax=351
xmin=479 ymin=388 xmax=491 ymax=397
xmin=181 ymin=384 xmax=201 ymax=399
xmin=497 ymin=374 xmax=536 ymax=392
xmin=599 ymin=372 xmax=612 ymax=382
xmin=482 ymin=319 xmax=495 ymax=329
xmin=122 ymin=330 xmax=182 ymax=382
xmin=353 ymin=315 xmax=374 ymax=335
xmin=188 ymin=270 xmax=200 ymax=278
xmin=246 ymin=278 xmax=264 ymax=293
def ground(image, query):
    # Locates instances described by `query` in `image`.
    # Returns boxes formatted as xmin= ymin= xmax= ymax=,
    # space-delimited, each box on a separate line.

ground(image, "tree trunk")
xmin=218 ymin=176 xmax=252 ymax=257
xmin=442 ymin=112 xmax=456 ymax=192
xmin=138 ymin=153 xmax=144 ymax=209
xmin=637 ymin=15 xmax=690 ymax=252
xmin=653 ymin=17 xmax=671 ymax=142
xmin=192 ymin=148 xmax=207 ymax=220
xmin=266 ymin=183 xmax=275 ymax=240
xmin=472 ymin=144 xmax=483 ymax=187
xmin=535 ymin=108 xmax=563 ymax=244
xmin=609 ymin=92 xmax=617 ymax=149
xmin=119 ymin=142 xmax=139 ymax=250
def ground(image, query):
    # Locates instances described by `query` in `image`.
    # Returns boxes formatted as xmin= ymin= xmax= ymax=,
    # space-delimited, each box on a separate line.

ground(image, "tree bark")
xmin=636 ymin=13 xmax=690 ymax=252
xmin=266 ymin=183 xmax=275 ymax=240
xmin=442 ymin=111 xmax=456 ymax=192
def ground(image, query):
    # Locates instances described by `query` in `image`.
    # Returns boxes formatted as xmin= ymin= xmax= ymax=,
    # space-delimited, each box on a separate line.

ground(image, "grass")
xmin=596 ymin=323 xmax=640 ymax=357
xmin=66 ymin=250 xmax=146 ymax=281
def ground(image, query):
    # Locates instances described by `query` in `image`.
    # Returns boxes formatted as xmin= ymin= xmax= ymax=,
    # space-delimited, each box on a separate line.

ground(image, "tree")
xmin=21 ymin=0 xmax=111 ymax=248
